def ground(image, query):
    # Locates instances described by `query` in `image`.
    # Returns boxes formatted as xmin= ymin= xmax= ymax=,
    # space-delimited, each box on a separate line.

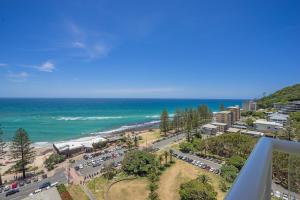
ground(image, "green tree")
xmin=158 ymin=154 xmax=163 ymax=166
xmin=220 ymin=164 xmax=239 ymax=183
xmin=227 ymin=155 xmax=246 ymax=170
xmin=219 ymin=180 xmax=228 ymax=192
xmin=134 ymin=135 xmax=139 ymax=147
xmin=219 ymin=104 xmax=225 ymax=111
xmin=122 ymin=150 xmax=159 ymax=176
xmin=164 ymin=151 xmax=169 ymax=165
xmin=173 ymin=109 xmax=182 ymax=132
xmin=169 ymin=149 xmax=174 ymax=163
xmin=179 ymin=142 xmax=194 ymax=153
xmin=10 ymin=128 xmax=35 ymax=179
xmin=245 ymin=118 xmax=255 ymax=127
xmin=185 ymin=109 xmax=193 ymax=142
xmin=179 ymin=179 xmax=217 ymax=200
xmin=160 ymin=109 xmax=169 ymax=136
xmin=197 ymin=174 xmax=209 ymax=184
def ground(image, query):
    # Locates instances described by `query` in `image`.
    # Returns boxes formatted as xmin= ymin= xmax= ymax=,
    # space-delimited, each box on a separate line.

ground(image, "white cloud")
xmin=38 ymin=61 xmax=55 ymax=72
xmin=72 ymin=41 xmax=86 ymax=48
xmin=7 ymin=71 xmax=29 ymax=82
xmin=0 ymin=63 xmax=8 ymax=67
xmin=67 ymin=21 xmax=112 ymax=59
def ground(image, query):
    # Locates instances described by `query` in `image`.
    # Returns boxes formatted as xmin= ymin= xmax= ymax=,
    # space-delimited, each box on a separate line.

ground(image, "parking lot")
xmin=72 ymin=147 xmax=125 ymax=178
xmin=171 ymin=149 xmax=222 ymax=174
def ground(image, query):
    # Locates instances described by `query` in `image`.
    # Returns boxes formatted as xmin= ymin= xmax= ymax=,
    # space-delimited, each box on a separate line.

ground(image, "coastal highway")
xmin=1 ymin=169 xmax=67 ymax=200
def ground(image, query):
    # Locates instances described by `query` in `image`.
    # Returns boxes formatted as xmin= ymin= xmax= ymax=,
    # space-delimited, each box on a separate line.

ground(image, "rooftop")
xmin=54 ymin=135 xmax=107 ymax=152
xmin=254 ymin=119 xmax=283 ymax=126
xmin=202 ymin=124 xmax=217 ymax=129
xmin=211 ymin=122 xmax=227 ymax=126
xmin=268 ymin=112 xmax=289 ymax=121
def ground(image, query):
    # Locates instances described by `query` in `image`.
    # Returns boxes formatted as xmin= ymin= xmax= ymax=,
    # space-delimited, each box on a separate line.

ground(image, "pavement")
xmin=0 ymin=169 xmax=67 ymax=200
xmin=22 ymin=187 xmax=61 ymax=200
xmin=73 ymin=148 xmax=125 ymax=178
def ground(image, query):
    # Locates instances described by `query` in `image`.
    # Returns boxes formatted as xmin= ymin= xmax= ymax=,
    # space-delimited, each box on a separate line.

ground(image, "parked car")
xmin=19 ymin=181 xmax=25 ymax=187
xmin=25 ymin=179 xmax=32 ymax=184
xmin=6 ymin=189 xmax=19 ymax=197
xmin=42 ymin=174 xmax=48 ymax=179
xmin=51 ymin=182 xmax=59 ymax=187
xmin=11 ymin=181 xmax=18 ymax=189
xmin=39 ymin=181 xmax=51 ymax=190
xmin=4 ymin=185 xmax=10 ymax=192
xmin=33 ymin=177 xmax=39 ymax=182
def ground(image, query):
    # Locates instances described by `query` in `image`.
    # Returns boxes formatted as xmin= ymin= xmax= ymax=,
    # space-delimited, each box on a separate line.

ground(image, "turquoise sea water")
xmin=0 ymin=98 xmax=243 ymax=142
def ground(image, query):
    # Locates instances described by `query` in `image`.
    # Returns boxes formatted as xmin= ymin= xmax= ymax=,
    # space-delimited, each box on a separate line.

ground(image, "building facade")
xmin=227 ymin=105 xmax=241 ymax=122
xmin=215 ymin=111 xmax=232 ymax=127
xmin=201 ymin=124 xmax=217 ymax=135
xmin=275 ymin=101 xmax=300 ymax=114
xmin=254 ymin=119 xmax=283 ymax=132
xmin=243 ymin=100 xmax=257 ymax=112
xmin=267 ymin=112 xmax=289 ymax=126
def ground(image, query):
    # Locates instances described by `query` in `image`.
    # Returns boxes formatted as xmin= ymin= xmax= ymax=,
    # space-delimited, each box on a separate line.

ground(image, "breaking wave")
xmin=55 ymin=116 xmax=124 ymax=121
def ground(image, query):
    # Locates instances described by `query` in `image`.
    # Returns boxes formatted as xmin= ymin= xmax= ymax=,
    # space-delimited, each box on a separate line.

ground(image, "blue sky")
xmin=0 ymin=0 xmax=299 ymax=98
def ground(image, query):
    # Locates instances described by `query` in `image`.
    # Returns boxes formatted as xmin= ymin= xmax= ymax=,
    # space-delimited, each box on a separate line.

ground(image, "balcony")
xmin=226 ymin=137 xmax=300 ymax=200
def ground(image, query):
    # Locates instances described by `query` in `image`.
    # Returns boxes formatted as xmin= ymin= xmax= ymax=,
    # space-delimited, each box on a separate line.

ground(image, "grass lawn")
xmin=67 ymin=184 xmax=89 ymax=200
xmin=158 ymin=159 xmax=226 ymax=200
xmin=87 ymin=176 xmax=109 ymax=200
xmin=107 ymin=177 xmax=149 ymax=200
xmin=139 ymin=129 xmax=161 ymax=146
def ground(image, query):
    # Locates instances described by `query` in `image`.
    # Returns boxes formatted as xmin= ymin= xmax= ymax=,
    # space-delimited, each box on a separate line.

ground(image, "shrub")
xmin=179 ymin=142 xmax=194 ymax=153
xmin=179 ymin=179 xmax=217 ymax=200
xmin=44 ymin=154 xmax=65 ymax=171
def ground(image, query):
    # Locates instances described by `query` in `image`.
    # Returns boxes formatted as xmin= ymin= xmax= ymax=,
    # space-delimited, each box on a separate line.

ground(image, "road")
xmin=171 ymin=149 xmax=222 ymax=169
xmin=1 ymin=169 xmax=67 ymax=200
xmin=152 ymin=133 xmax=185 ymax=149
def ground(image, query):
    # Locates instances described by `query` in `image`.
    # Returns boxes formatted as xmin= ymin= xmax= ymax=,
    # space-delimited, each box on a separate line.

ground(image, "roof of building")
xmin=54 ymin=136 xmax=107 ymax=152
xmin=268 ymin=112 xmax=289 ymax=121
xmin=216 ymin=111 xmax=231 ymax=114
xmin=202 ymin=124 xmax=217 ymax=129
xmin=254 ymin=119 xmax=283 ymax=126
xmin=211 ymin=122 xmax=227 ymax=126
xmin=227 ymin=128 xmax=241 ymax=133
xmin=241 ymin=130 xmax=265 ymax=136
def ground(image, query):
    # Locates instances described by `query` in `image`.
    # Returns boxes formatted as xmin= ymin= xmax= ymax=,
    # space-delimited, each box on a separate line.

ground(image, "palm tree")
xmin=169 ymin=149 xmax=174 ymax=163
xmin=164 ymin=151 xmax=169 ymax=165
xmin=198 ymin=174 xmax=209 ymax=184
xmin=158 ymin=155 xmax=163 ymax=166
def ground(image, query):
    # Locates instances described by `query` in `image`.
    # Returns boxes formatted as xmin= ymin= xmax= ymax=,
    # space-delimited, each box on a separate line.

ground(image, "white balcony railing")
xmin=225 ymin=137 xmax=300 ymax=200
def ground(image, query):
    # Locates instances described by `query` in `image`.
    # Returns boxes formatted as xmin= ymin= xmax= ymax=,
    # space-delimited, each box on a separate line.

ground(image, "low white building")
xmin=254 ymin=119 xmax=283 ymax=132
xmin=267 ymin=112 xmax=289 ymax=126
xmin=241 ymin=130 xmax=265 ymax=137
xmin=201 ymin=124 xmax=217 ymax=135
xmin=53 ymin=136 xmax=107 ymax=155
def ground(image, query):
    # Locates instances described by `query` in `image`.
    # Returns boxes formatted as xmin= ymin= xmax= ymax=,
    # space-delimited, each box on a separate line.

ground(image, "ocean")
xmin=0 ymin=98 xmax=243 ymax=143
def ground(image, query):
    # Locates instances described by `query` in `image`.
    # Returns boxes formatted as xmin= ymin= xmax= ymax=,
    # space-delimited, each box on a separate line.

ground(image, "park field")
xmin=158 ymin=159 xmax=226 ymax=200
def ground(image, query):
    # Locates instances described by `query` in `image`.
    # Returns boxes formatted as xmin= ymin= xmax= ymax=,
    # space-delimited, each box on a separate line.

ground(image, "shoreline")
xmin=29 ymin=119 xmax=160 ymax=148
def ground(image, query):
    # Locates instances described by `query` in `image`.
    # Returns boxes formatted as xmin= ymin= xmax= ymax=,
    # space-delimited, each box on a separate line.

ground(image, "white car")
xmin=34 ymin=189 xmax=42 ymax=194
xmin=51 ymin=182 xmax=59 ymax=187
xmin=274 ymin=190 xmax=281 ymax=198
xmin=79 ymin=164 xmax=83 ymax=169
